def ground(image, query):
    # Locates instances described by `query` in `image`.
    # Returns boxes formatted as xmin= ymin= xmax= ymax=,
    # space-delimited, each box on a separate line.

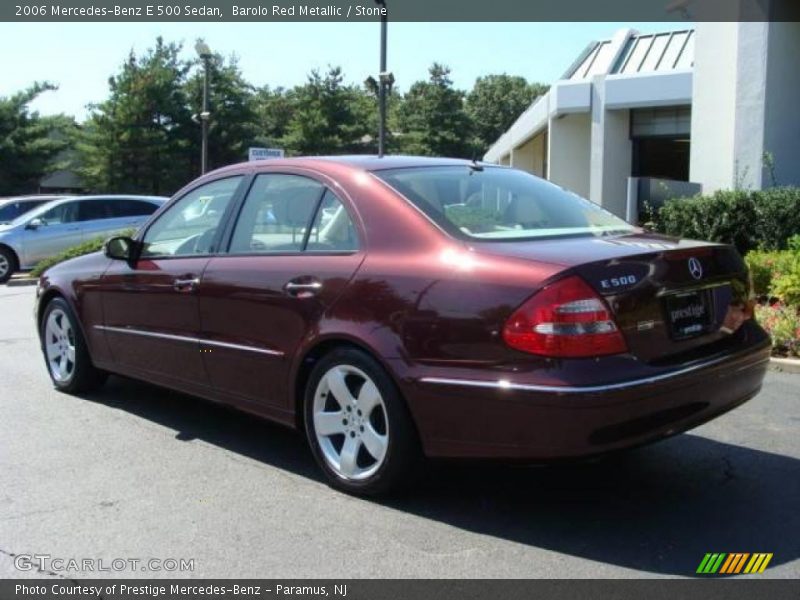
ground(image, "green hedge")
xmin=744 ymin=235 xmax=800 ymax=302
xmin=30 ymin=228 xmax=135 ymax=278
xmin=653 ymin=187 xmax=800 ymax=255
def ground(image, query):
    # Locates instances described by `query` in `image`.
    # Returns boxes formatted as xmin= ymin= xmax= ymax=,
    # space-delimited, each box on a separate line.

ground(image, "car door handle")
xmin=173 ymin=277 xmax=200 ymax=292
xmin=285 ymin=279 xmax=322 ymax=298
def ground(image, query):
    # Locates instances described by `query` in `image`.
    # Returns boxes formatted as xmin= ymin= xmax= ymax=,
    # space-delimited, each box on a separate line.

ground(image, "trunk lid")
xmin=471 ymin=232 xmax=751 ymax=363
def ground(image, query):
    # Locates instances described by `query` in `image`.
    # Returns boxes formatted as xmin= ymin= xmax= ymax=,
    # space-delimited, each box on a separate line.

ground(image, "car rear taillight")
xmin=503 ymin=275 xmax=628 ymax=358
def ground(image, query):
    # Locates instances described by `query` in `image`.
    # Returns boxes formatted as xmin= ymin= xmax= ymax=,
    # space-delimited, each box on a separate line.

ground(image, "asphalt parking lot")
xmin=1 ymin=284 xmax=798 ymax=579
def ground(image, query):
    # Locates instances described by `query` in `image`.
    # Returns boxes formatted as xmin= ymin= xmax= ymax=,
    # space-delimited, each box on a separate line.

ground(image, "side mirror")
xmin=26 ymin=218 xmax=44 ymax=230
xmin=104 ymin=236 xmax=136 ymax=261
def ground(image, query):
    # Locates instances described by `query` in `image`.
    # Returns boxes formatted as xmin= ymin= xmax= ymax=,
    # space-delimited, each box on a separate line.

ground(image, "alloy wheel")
xmin=312 ymin=364 xmax=389 ymax=481
xmin=0 ymin=254 xmax=9 ymax=280
xmin=44 ymin=308 xmax=76 ymax=383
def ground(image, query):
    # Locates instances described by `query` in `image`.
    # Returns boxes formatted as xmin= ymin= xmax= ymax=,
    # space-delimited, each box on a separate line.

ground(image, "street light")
xmin=195 ymin=40 xmax=213 ymax=175
xmin=374 ymin=0 xmax=389 ymax=158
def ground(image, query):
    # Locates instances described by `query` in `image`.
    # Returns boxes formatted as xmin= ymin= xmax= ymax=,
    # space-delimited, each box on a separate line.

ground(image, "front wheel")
xmin=0 ymin=247 xmax=15 ymax=284
xmin=40 ymin=298 xmax=107 ymax=394
xmin=304 ymin=348 xmax=421 ymax=495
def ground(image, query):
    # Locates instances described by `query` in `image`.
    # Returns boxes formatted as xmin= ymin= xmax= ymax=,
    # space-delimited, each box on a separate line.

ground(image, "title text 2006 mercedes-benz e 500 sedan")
xmin=35 ymin=157 xmax=770 ymax=494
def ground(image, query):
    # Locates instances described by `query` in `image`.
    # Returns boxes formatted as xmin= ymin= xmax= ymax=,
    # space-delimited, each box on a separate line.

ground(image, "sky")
xmin=0 ymin=21 xmax=686 ymax=121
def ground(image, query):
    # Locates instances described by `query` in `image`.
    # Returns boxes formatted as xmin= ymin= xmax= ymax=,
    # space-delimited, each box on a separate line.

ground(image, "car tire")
xmin=304 ymin=347 xmax=421 ymax=496
xmin=0 ymin=246 xmax=16 ymax=284
xmin=40 ymin=297 xmax=108 ymax=394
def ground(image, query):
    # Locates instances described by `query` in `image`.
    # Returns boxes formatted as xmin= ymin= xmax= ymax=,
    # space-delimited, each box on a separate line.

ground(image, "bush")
xmin=752 ymin=190 xmax=800 ymax=251
xmin=755 ymin=302 xmax=800 ymax=358
xmin=654 ymin=187 xmax=800 ymax=255
xmin=745 ymin=250 xmax=796 ymax=298
xmin=30 ymin=228 xmax=135 ymax=277
xmin=770 ymin=254 xmax=800 ymax=307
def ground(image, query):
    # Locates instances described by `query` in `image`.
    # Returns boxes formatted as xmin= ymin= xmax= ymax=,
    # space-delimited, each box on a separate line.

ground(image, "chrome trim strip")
xmin=656 ymin=280 xmax=731 ymax=297
xmin=419 ymin=352 xmax=769 ymax=394
xmin=95 ymin=325 xmax=284 ymax=357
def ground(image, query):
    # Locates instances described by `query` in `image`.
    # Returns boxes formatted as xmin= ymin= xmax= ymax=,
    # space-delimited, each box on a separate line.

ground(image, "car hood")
xmin=467 ymin=231 xmax=719 ymax=267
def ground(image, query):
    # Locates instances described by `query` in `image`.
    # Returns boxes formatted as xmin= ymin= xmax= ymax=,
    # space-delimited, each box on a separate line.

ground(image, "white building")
xmin=484 ymin=22 xmax=800 ymax=221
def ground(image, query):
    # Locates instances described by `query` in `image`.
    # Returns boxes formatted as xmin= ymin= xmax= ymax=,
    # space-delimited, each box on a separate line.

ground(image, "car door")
xmin=99 ymin=176 xmax=245 ymax=389
xmin=21 ymin=200 xmax=82 ymax=266
xmin=198 ymin=172 xmax=365 ymax=413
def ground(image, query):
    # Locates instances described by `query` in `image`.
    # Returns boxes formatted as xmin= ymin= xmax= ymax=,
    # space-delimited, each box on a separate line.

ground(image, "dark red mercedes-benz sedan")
xmin=35 ymin=156 xmax=770 ymax=494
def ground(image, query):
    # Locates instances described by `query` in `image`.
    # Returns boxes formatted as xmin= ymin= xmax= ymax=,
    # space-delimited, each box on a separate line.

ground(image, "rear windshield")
xmin=374 ymin=166 xmax=634 ymax=241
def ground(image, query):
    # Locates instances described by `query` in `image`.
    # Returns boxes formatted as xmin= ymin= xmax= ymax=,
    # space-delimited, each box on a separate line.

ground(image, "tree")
xmin=398 ymin=64 xmax=472 ymax=158
xmin=77 ymin=38 xmax=193 ymax=195
xmin=466 ymin=75 xmax=548 ymax=154
xmin=282 ymin=67 xmax=369 ymax=156
xmin=185 ymin=50 xmax=259 ymax=171
xmin=254 ymin=85 xmax=296 ymax=148
xmin=0 ymin=83 xmax=74 ymax=195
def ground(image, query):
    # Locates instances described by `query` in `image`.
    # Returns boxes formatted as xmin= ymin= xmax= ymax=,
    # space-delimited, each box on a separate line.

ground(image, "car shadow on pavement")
xmin=89 ymin=375 xmax=800 ymax=578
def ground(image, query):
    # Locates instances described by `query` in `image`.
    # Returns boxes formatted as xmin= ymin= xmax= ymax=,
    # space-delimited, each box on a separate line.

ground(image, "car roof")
xmin=208 ymin=155 xmax=497 ymax=177
xmin=0 ymin=195 xmax=74 ymax=204
xmin=286 ymin=155 xmax=494 ymax=171
xmin=71 ymin=194 xmax=168 ymax=202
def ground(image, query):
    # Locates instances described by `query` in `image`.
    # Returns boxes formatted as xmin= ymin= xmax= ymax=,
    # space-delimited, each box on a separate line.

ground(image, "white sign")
xmin=248 ymin=147 xmax=285 ymax=161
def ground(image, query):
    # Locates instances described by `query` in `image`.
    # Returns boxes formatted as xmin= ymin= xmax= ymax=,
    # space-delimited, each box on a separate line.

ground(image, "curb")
xmin=769 ymin=357 xmax=800 ymax=375
xmin=5 ymin=277 xmax=38 ymax=288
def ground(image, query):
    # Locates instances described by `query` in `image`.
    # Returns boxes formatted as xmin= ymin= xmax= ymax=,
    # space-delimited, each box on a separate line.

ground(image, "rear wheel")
xmin=304 ymin=347 xmax=420 ymax=495
xmin=41 ymin=297 xmax=107 ymax=394
xmin=0 ymin=247 xmax=15 ymax=284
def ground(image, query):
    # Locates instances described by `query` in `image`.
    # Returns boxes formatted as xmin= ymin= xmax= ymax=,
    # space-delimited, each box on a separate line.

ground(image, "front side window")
xmin=229 ymin=174 xmax=324 ymax=254
xmin=38 ymin=201 xmax=79 ymax=226
xmin=141 ymin=176 xmax=242 ymax=258
xmin=375 ymin=166 xmax=634 ymax=241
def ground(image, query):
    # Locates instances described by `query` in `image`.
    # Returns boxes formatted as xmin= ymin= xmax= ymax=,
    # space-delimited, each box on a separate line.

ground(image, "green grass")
xmin=30 ymin=229 xmax=135 ymax=278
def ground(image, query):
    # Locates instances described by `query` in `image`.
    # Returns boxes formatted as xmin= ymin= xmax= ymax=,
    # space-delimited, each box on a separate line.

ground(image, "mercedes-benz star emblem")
xmin=688 ymin=257 xmax=703 ymax=280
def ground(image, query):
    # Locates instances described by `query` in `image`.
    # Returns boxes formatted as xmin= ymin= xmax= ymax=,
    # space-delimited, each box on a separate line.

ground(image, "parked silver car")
xmin=0 ymin=195 xmax=166 ymax=283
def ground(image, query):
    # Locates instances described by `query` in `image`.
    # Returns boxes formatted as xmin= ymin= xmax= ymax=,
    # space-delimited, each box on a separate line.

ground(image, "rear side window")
xmin=113 ymin=199 xmax=160 ymax=217
xmin=305 ymin=190 xmax=359 ymax=252
xmin=78 ymin=199 xmax=115 ymax=221
xmin=375 ymin=166 xmax=634 ymax=241
xmin=229 ymin=174 xmax=324 ymax=254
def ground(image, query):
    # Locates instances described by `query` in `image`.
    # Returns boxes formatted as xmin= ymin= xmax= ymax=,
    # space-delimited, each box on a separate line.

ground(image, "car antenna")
xmin=469 ymin=149 xmax=484 ymax=173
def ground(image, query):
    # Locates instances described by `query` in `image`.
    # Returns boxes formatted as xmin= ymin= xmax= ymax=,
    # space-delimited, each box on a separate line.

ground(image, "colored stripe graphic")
xmin=697 ymin=553 xmax=727 ymax=574
xmin=743 ymin=553 xmax=773 ymax=574
xmin=720 ymin=553 xmax=750 ymax=574
xmin=698 ymin=553 xmax=773 ymax=575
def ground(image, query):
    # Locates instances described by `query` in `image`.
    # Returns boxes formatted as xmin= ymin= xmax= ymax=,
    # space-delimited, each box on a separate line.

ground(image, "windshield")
xmin=375 ymin=166 xmax=634 ymax=241
xmin=0 ymin=199 xmax=49 ymax=224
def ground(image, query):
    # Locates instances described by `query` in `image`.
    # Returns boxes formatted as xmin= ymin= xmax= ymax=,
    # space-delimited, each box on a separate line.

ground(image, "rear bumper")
xmin=397 ymin=338 xmax=771 ymax=460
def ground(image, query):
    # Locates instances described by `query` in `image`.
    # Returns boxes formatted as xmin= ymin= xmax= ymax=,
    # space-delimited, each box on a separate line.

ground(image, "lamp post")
xmin=375 ymin=0 xmax=389 ymax=157
xmin=195 ymin=40 xmax=212 ymax=175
